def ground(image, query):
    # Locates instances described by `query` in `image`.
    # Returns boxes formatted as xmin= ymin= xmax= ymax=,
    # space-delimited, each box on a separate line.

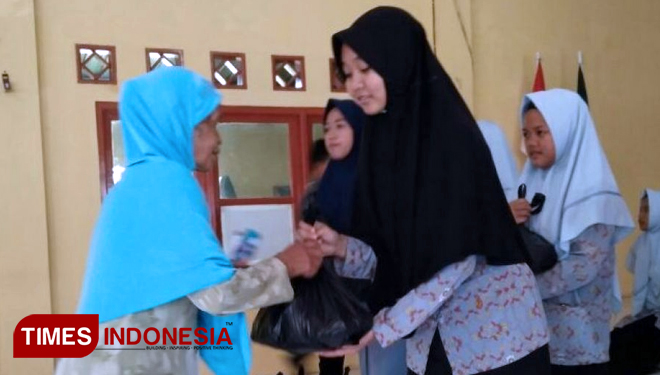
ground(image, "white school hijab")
xmin=518 ymin=89 xmax=634 ymax=310
xmin=477 ymin=120 xmax=519 ymax=202
xmin=628 ymin=189 xmax=660 ymax=316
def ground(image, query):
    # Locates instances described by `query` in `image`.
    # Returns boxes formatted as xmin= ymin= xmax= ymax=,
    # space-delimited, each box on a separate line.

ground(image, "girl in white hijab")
xmin=610 ymin=188 xmax=660 ymax=374
xmin=628 ymin=189 xmax=660 ymax=317
xmin=511 ymin=89 xmax=634 ymax=375
xmin=477 ymin=120 xmax=519 ymax=202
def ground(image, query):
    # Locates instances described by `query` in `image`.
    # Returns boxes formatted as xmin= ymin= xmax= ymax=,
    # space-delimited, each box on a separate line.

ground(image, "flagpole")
xmin=578 ymin=51 xmax=583 ymax=66
xmin=577 ymin=50 xmax=589 ymax=105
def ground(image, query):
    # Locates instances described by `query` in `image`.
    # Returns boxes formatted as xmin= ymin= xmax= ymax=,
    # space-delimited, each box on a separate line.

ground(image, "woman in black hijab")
xmin=301 ymin=7 xmax=552 ymax=375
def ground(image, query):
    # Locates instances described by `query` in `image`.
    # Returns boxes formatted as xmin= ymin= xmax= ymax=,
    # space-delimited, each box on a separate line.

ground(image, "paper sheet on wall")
xmin=220 ymin=204 xmax=294 ymax=264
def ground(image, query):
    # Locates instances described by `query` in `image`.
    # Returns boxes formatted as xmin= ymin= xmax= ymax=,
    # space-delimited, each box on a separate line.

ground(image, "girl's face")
xmin=340 ymin=44 xmax=387 ymax=115
xmin=639 ymin=196 xmax=650 ymax=231
xmin=523 ymin=109 xmax=556 ymax=169
xmin=324 ymin=108 xmax=354 ymax=160
xmin=193 ymin=107 xmax=222 ymax=172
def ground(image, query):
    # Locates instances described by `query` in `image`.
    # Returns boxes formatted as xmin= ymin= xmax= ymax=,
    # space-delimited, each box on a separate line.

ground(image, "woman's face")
xmin=193 ymin=106 xmax=222 ymax=172
xmin=324 ymin=108 xmax=354 ymax=160
xmin=523 ymin=109 xmax=556 ymax=169
xmin=341 ymin=44 xmax=387 ymax=115
xmin=639 ymin=196 xmax=650 ymax=231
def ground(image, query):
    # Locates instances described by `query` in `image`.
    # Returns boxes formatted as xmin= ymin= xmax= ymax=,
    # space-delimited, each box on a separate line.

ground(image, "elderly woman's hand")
xmin=276 ymin=240 xmax=323 ymax=279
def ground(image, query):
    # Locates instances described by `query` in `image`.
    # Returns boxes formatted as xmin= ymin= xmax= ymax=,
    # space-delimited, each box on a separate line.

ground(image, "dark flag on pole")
xmin=577 ymin=51 xmax=589 ymax=105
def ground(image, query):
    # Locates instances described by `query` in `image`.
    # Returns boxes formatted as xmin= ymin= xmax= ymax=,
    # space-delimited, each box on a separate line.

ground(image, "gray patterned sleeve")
xmin=535 ymin=224 xmax=614 ymax=300
xmin=333 ymin=236 xmax=377 ymax=280
xmin=187 ymin=258 xmax=294 ymax=315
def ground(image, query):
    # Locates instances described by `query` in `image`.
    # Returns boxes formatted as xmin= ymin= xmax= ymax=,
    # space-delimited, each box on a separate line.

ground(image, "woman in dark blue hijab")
xmin=307 ymin=99 xmax=407 ymax=375
xmin=314 ymin=99 xmax=365 ymax=233
xmin=306 ymin=99 xmax=365 ymax=375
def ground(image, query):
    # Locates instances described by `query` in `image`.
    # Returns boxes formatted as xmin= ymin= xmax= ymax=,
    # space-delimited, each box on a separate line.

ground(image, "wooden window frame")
xmin=76 ymin=44 xmax=117 ymax=84
xmin=209 ymin=106 xmax=323 ymax=239
xmin=145 ymin=48 xmax=184 ymax=71
xmin=271 ymin=55 xmax=306 ymax=92
xmin=95 ymin=101 xmax=119 ymax=200
xmin=329 ymin=58 xmax=346 ymax=93
xmin=95 ymin=101 xmax=323 ymax=240
xmin=210 ymin=52 xmax=248 ymax=90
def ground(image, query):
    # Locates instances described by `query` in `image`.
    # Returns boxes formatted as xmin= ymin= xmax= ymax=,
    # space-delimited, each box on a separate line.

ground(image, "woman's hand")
xmin=509 ymin=198 xmax=532 ymax=224
xmin=314 ymin=222 xmax=348 ymax=259
xmin=296 ymin=221 xmax=319 ymax=242
xmin=318 ymin=330 xmax=375 ymax=357
xmin=296 ymin=221 xmax=347 ymax=259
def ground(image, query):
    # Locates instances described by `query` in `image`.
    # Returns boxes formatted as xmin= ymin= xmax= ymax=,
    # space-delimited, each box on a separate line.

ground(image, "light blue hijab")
xmin=477 ymin=120 xmax=519 ymax=202
xmin=518 ymin=89 xmax=634 ymax=309
xmin=628 ymin=189 xmax=660 ymax=316
xmin=77 ymin=67 xmax=250 ymax=374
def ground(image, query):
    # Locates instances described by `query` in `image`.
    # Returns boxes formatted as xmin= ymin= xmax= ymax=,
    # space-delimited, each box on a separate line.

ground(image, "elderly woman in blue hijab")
xmin=513 ymin=89 xmax=634 ymax=375
xmin=55 ymin=67 xmax=322 ymax=375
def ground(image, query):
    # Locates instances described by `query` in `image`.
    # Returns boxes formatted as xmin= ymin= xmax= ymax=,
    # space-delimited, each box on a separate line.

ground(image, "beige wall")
xmin=30 ymin=1 xmax=433 ymax=374
xmin=3 ymin=0 xmax=660 ymax=373
xmin=0 ymin=0 xmax=53 ymax=374
xmin=435 ymin=0 xmax=474 ymax=108
xmin=471 ymin=0 xmax=660 ymax=296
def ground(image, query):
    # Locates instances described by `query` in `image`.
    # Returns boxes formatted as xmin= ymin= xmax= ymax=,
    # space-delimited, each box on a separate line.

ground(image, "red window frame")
xmin=95 ymin=102 xmax=323 ymax=239
xmin=95 ymin=101 xmax=119 ymax=201
xmin=76 ymin=44 xmax=117 ymax=84
xmin=210 ymin=52 xmax=248 ymax=90
xmin=204 ymin=106 xmax=323 ymax=239
xmin=271 ymin=55 xmax=306 ymax=92
xmin=145 ymin=48 xmax=184 ymax=72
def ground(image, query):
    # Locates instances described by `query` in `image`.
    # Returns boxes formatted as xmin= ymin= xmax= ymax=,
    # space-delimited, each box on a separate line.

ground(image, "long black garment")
xmin=609 ymin=315 xmax=660 ymax=375
xmin=332 ymin=7 xmax=531 ymax=313
xmin=408 ymin=331 xmax=552 ymax=375
xmin=551 ymin=364 xmax=609 ymax=375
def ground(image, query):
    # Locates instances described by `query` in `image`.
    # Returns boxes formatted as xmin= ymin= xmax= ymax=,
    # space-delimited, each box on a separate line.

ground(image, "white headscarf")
xmin=477 ymin=120 xmax=519 ymax=202
xmin=628 ymin=189 xmax=660 ymax=316
xmin=518 ymin=89 xmax=634 ymax=309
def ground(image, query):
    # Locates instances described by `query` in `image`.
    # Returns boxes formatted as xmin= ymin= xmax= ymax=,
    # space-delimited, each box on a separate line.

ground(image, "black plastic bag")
xmin=519 ymin=225 xmax=558 ymax=274
xmin=251 ymin=262 xmax=373 ymax=355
